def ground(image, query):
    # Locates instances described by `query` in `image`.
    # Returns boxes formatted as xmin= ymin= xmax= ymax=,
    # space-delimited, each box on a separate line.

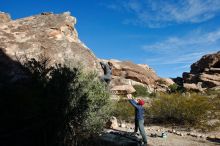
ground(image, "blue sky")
xmin=1 ymin=0 xmax=220 ymax=78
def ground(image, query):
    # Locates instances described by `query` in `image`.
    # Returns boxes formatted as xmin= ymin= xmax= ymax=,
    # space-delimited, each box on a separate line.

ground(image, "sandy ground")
xmin=146 ymin=126 xmax=219 ymax=146
xmin=113 ymin=125 xmax=220 ymax=146
xmin=147 ymin=131 xmax=217 ymax=146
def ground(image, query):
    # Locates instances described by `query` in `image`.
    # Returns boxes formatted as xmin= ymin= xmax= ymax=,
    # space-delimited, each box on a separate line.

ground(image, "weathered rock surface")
xmin=191 ymin=52 xmax=220 ymax=74
xmin=110 ymin=85 xmax=136 ymax=95
xmin=183 ymin=83 xmax=203 ymax=92
xmin=159 ymin=78 xmax=175 ymax=86
xmin=100 ymin=59 xmax=169 ymax=94
xmin=0 ymin=12 xmax=102 ymax=79
xmin=0 ymin=12 xmax=11 ymax=23
xmin=183 ymin=51 xmax=220 ymax=90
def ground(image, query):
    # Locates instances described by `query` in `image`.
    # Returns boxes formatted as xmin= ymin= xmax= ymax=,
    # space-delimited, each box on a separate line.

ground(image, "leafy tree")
xmin=0 ymin=58 xmax=111 ymax=146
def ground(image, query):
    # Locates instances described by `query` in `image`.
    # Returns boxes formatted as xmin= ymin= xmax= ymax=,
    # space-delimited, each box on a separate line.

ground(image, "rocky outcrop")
xmin=0 ymin=12 xmax=102 ymax=79
xmin=100 ymin=59 xmax=170 ymax=93
xmin=110 ymin=85 xmax=136 ymax=95
xmin=108 ymin=60 xmax=159 ymax=92
xmin=0 ymin=12 xmax=11 ymax=23
xmin=191 ymin=52 xmax=220 ymax=74
xmin=183 ymin=83 xmax=203 ymax=92
xmin=0 ymin=12 xmax=171 ymax=94
xmin=183 ymin=51 xmax=220 ymax=90
xmin=159 ymin=78 xmax=175 ymax=86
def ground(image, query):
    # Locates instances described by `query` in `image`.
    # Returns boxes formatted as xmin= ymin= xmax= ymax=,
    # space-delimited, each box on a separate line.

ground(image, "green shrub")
xmin=149 ymin=93 xmax=213 ymax=126
xmin=133 ymin=85 xmax=150 ymax=97
xmin=112 ymin=98 xmax=135 ymax=122
xmin=168 ymin=83 xmax=184 ymax=93
xmin=0 ymin=58 xmax=111 ymax=146
xmin=156 ymin=79 xmax=167 ymax=85
xmin=201 ymin=89 xmax=220 ymax=119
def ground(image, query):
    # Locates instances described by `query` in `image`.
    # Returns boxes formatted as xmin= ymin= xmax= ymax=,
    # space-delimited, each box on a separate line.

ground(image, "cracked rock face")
xmin=0 ymin=12 xmax=101 ymax=74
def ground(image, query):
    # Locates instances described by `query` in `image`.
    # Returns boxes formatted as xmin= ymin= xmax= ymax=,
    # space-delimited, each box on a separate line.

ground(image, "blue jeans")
xmin=135 ymin=119 xmax=147 ymax=143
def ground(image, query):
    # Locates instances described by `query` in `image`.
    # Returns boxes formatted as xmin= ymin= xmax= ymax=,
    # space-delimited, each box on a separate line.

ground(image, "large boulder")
xmin=183 ymin=51 xmax=220 ymax=89
xmin=109 ymin=60 xmax=159 ymax=85
xmin=110 ymin=85 xmax=136 ymax=95
xmin=183 ymin=83 xmax=204 ymax=92
xmin=101 ymin=59 xmax=162 ymax=93
xmin=159 ymin=78 xmax=175 ymax=86
xmin=0 ymin=12 xmax=102 ymax=80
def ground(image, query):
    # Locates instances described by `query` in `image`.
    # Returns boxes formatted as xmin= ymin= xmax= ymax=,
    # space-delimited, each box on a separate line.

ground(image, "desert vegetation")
xmin=0 ymin=57 xmax=111 ymax=146
xmin=112 ymin=89 xmax=220 ymax=131
xmin=149 ymin=93 xmax=219 ymax=127
xmin=111 ymin=97 xmax=135 ymax=122
xmin=133 ymin=85 xmax=150 ymax=97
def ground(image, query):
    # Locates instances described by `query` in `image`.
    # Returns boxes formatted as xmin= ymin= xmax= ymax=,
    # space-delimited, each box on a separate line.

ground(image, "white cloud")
xmin=106 ymin=0 xmax=220 ymax=27
xmin=143 ymin=28 xmax=220 ymax=52
xmin=144 ymin=51 xmax=210 ymax=65
xmin=143 ymin=28 xmax=220 ymax=65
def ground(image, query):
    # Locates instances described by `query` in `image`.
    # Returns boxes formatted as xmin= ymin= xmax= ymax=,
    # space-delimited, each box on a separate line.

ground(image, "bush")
xmin=0 ymin=58 xmax=111 ymax=146
xmin=111 ymin=98 xmax=135 ymax=122
xmin=168 ymin=83 xmax=184 ymax=93
xmin=148 ymin=93 xmax=213 ymax=126
xmin=156 ymin=79 xmax=167 ymax=85
xmin=206 ymin=89 xmax=220 ymax=121
xmin=133 ymin=85 xmax=150 ymax=97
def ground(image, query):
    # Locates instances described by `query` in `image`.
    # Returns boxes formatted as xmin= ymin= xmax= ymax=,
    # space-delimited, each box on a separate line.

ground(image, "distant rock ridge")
xmin=182 ymin=51 xmax=220 ymax=91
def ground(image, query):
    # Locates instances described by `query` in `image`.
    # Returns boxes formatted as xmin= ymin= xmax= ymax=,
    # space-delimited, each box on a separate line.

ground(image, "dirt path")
xmin=147 ymin=131 xmax=217 ymax=146
xmin=113 ymin=125 xmax=220 ymax=146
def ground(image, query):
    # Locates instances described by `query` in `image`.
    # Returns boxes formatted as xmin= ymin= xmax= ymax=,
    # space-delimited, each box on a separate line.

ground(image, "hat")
xmin=138 ymin=99 xmax=145 ymax=106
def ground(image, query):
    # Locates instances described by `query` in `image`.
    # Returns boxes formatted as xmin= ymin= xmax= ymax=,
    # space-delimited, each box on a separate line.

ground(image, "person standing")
xmin=127 ymin=94 xmax=148 ymax=146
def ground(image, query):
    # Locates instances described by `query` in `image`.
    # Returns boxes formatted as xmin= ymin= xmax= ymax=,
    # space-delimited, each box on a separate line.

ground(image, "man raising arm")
xmin=127 ymin=94 xmax=148 ymax=146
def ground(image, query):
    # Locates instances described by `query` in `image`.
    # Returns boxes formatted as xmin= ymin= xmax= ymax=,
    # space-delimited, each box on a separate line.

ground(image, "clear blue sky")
xmin=1 ymin=0 xmax=220 ymax=78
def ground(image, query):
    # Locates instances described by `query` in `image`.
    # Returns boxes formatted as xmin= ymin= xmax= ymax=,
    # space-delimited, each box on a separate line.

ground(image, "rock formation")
xmin=0 ymin=12 xmax=11 ymax=23
xmin=183 ymin=51 xmax=220 ymax=91
xmin=110 ymin=85 xmax=136 ymax=95
xmin=100 ymin=59 xmax=171 ymax=94
xmin=0 ymin=12 xmax=172 ymax=94
xmin=0 ymin=12 xmax=102 ymax=80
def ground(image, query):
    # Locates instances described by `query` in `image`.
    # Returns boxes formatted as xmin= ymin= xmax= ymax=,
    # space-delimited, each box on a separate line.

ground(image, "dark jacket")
xmin=100 ymin=62 xmax=112 ymax=76
xmin=129 ymin=99 xmax=144 ymax=120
